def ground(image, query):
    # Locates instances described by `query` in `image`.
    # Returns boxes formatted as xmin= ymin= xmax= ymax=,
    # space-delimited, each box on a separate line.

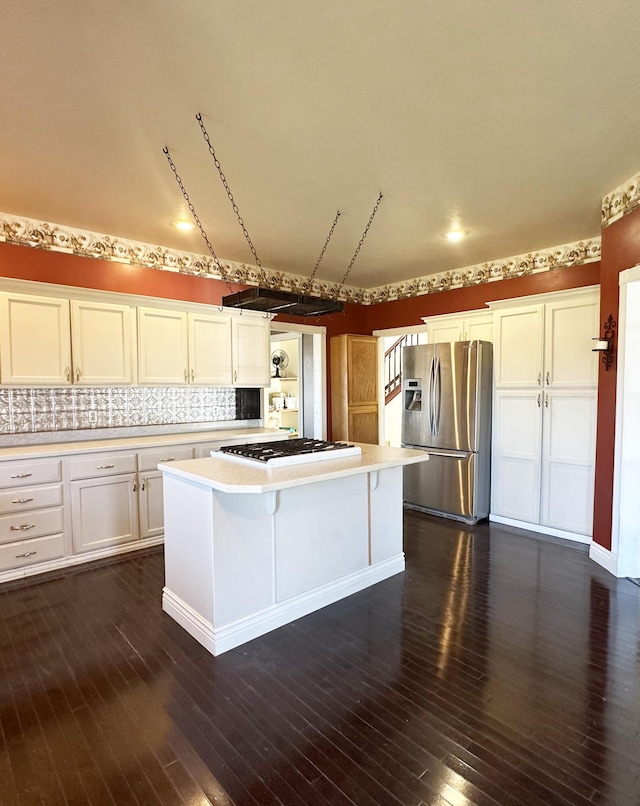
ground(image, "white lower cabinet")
xmin=71 ymin=473 xmax=139 ymax=553
xmin=0 ymin=430 xmax=280 ymax=582
xmin=0 ymin=458 xmax=64 ymax=572
xmin=70 ymin=445 xmax=195 ymax=551
xmin=137 ymin=445 xmax=194 ymax=539
xmin=492 ymin=389 xmax=597 ymax=534
xmin=70 ymin=452 xmax=139 ymax=553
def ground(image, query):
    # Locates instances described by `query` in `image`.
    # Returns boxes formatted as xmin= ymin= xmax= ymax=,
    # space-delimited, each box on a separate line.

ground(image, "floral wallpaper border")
xmin=1 ymin=212 xmax=600 ymax=305
xmin=602 ymin=169 xmax=640 ymax=228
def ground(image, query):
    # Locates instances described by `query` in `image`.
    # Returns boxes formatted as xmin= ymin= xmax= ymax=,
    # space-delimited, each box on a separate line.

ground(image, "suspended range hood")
xmin=222 ymin=287 xmax=344 ymax=317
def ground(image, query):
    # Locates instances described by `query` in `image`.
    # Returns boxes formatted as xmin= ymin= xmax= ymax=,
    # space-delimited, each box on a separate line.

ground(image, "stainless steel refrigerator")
xmin=401 ymin=340 xmax=492 ymax=524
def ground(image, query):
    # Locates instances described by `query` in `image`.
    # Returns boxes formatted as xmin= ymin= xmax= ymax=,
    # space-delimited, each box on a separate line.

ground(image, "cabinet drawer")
xmin=0 ymin=459 xmax=61 ymax=488
xmin=0 ymin=507 xmax=64 ymax=545
xmin=0 ymin=533 xmax=64 ymax=572
xmin=69 ymin=452 xmax=136 ymax=480
xmin=138 ymin=446 xmax=193 ymax=472
xmin=0 ymin=484 xmax=63 ymax=514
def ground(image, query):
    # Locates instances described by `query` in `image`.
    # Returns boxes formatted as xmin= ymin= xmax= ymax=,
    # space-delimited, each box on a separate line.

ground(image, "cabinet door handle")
xmin=234 ymin=370 xmax=238 ymax=383
xmin=537 ymin=393 xmax=541 ymax=407
xmin=141 ymin=478 xmax=146 ymax=492
xmin=464 ymin=332 xmax=467 ymax=340
xmin=133 ymin=479 xmax=138 ymax=493
xmin=191 ymin=369 xmax=195 ymax=382
xmin=75 ymin=366 xmax=81 ymax=383
xmin=546 ymin=371 xmax=550 ymax=385
xmin=96 ymin=464 xmax=115 ymax=469
xmin=11 ymin=498 xmax=34 ymax=504
xmin=65 ymin=366 xmax=71 ymax=382
xmin=160 ymin=457 xmax=175 ymax=462
xmin=10 ymin=473 xmax=32 ymax=479
xmin=184 ymin=369 xmax=188 ymax=382
xmin=10 ymin=524 xmax=36 ymax=531
xmin=545 ymin=394 xmax=549 ymax=408
xmin=15 ymin=551 xmax=37 ymax=559
xmin=537 ymin=372 xmax=541 ymax=385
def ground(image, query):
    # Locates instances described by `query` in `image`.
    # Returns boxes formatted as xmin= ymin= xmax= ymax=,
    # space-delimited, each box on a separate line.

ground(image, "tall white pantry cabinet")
xmin=489 ymin=288 xmax=600 ymax=541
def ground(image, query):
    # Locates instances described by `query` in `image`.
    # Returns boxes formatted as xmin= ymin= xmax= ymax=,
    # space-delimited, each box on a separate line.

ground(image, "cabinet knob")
xmin=10 ymin=524 xmax=35 ymax=531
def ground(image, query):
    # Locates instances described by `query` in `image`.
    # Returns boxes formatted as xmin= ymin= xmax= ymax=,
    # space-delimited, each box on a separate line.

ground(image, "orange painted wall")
xmin=592 ymin=207 xmax=640 ymax=550
xmin=0 ymin=241 xmax=248 ymax=304
xmin=364 ymin=262 xmax=601 ymax=331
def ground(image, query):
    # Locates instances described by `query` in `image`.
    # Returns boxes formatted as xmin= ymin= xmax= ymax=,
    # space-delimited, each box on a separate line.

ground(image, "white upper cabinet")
xmin=493 ymin=305 xmax=544 ymax=387
xmin=231 ymin=315 xmax=270 ymax=387
xmin=543 ymin=298 xmax=600 ymax=387
xmin=188 ymin=311 xmax=233 ymax=386
xmin=423 ymin=310 xmax=494 ymax=344
xmin=70 ymin=300 xmax=134 ymax=385
xmin=138 ymin=305 xmax=270 ymax=387
xmin=0 ymin=292 xmax=136 ymax=386
xmin=137 ymin=307 xmax=189 ymax=385
xmin=0 ymin=285 xmax=271 ymax=389
xmin=0 ymin=292 xmax=72 ymax=385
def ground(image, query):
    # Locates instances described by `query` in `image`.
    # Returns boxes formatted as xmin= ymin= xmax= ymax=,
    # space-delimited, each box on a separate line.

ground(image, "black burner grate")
xmin=219 ymin=438 xmax=356 ymax=463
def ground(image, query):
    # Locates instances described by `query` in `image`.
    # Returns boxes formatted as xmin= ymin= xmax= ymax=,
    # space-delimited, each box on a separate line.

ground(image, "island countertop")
xmin=159 ymin=443 xmax=428 ymax=494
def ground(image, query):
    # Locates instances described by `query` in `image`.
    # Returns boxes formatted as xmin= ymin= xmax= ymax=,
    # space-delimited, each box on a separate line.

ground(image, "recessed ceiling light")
xmin=171 ymin=219 xmax=194 ymax=231
xmin=444 ymin=229 xmax=466 ymax=243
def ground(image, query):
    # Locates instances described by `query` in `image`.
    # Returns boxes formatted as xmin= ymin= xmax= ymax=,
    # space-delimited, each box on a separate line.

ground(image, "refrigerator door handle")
xmin=433 ymin=356 xmax=441 ymax=435
xmin=427 ymin=355 xmax=435 ymax=436
xmin=422 ymin=448 xmax=470 ymax=459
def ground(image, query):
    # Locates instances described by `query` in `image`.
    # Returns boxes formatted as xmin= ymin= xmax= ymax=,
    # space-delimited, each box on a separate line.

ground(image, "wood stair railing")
xmin=384 ymin=333 xmax=420 ymax=405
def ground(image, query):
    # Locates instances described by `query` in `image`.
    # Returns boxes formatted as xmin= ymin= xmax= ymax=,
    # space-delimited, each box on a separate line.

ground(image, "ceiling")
xmin=2 ymin=1 xmax=640 ymax=291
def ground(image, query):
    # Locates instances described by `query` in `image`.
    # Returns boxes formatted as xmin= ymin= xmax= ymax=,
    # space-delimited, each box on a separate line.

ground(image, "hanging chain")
xmin=196 ymin=113 xmax=268 ymax=284
xmin=301 ymin=210 xmax=342 ymax=294
xmin=162 ymin=146 xmax=233 ymax=291
xmin=335 ymin=192 xmax=383 ymax=295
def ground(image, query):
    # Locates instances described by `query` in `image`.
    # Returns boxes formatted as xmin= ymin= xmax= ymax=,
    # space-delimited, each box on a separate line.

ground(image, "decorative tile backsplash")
xmin=0 ymin=386 xmax=237 ymax=434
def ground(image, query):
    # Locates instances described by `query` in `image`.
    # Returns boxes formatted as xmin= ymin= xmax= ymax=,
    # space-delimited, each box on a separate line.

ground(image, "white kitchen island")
xmin=159 ymin=444 xmax=428 ymax=656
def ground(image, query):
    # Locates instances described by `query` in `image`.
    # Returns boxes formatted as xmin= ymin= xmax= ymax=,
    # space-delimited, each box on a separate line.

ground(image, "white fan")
xmin=271 ymin=349 xmax=289 ymax=378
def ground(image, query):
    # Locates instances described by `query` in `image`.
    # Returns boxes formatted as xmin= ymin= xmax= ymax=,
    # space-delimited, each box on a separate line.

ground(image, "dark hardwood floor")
xmin=1 ymin=512 xmax=639 ymax=805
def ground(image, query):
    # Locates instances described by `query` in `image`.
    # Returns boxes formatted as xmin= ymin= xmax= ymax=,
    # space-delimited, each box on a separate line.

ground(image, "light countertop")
xmin=0 ymin=427 xmax=286 ymax=461
xmin=159 ymin=443 xmax=429 ymax=494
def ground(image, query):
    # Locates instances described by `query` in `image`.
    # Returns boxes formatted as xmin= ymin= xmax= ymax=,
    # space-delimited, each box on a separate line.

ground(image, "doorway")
xmin=267 ymin=322 xmax=327 ymax=439
xmin=373 ymin=325 xmax=429 ymax=447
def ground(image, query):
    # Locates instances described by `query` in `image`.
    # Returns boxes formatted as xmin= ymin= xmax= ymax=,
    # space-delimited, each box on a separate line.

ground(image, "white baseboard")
xmin=0 ymin=535 xmax=164 ymax=585
xmin=162 ymin=553 xmax=405 ymax=656
xmin=489 ymin=514 xmax=591 ymax=544
xmin=589 ymin=542 xmax=622 ymax=577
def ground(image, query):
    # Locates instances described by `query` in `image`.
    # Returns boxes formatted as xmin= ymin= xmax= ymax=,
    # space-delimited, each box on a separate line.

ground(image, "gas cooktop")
xmin=216 ymin=438 xmax=362 ymax=467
